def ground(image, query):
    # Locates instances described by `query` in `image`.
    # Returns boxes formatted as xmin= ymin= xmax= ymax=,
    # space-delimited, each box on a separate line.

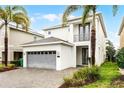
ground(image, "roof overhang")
xmin=21 ymin=41 xmax=74 ymax=47
xmin=118 ymin=17 xmax=124 ymax=35
xmin=42 ymin=13 xmax=107 ymax=38
xmin=10 ymin=26 xmax=44 ymax=38
xmin=97 ymin=13 xmax=107 ymax=38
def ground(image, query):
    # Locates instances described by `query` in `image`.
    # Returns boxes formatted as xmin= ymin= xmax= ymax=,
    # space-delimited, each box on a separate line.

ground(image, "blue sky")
xmin=24 ymin=5 xmax=124 ymax=49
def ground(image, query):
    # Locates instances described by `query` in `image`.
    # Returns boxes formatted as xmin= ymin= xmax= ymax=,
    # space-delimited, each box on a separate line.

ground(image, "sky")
xmin=23 ymin=5 xmax=124 ymax=49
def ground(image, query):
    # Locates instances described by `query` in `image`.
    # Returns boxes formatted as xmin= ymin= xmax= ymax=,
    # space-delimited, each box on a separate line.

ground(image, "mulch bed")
xmin=0 ymin=67 xmax=18 ymax=72
xmin=59 ymin=79 xmax=97 ymax=88
xmin=111 ymin=75 xmax=124 ymax=87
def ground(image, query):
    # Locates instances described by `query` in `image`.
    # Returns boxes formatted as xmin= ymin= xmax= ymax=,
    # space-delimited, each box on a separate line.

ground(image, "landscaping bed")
xmin=59 ymin=62 xmax=121 ymax=88
xmin=111 ymin=75 xmax=124 ymax=88
xmin=83 ymin=62 xmax=120 ymax=88
xmin=0 ymin=64 xmax=17 ymax=72
xmin=59 ymin=66 xmax=100 ymax=88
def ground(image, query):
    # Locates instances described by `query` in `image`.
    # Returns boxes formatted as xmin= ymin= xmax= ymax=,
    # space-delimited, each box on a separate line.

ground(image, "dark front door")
xmin=82 ymin=48 xmax=88 ymax=65
xmin=14 ymin=52 xmax=23 ymax=61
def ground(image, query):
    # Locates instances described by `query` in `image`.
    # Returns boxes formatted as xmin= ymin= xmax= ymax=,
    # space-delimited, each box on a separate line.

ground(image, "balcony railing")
xmin=74 ymin=34 xmax=90 ymax=42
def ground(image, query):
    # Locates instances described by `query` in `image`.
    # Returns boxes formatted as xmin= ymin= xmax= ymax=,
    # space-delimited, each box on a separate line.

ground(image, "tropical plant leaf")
xmin=113 ymin=5 xmax=118 ymax=16
xmin=62 ymin=5 xmax=82 ymax=26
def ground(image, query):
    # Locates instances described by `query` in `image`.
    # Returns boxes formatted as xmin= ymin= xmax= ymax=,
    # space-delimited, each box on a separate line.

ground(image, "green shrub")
xmin=0 ymin=64 xmax=15 ymax=68
xmin=8 ymin=64 xmax=15 ymax=68
xmin=115 ymin=48 xmax=124 ymax=68
xmin=62 ymin=66 xmax=100 ymax=87
xmin=73 ymin=66 xmax=100 ymax=80
xmin=10 ymin=60 xmax=20 ymax=67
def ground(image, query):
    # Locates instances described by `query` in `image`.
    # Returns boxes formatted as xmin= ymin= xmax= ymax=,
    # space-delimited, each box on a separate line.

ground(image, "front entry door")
xmin=82 ymin=48 xmax=88 ymax=65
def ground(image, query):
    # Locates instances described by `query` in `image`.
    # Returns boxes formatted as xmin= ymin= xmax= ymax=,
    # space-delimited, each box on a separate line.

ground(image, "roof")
xmin=0 ymin=22 xmax=44 ymax=38
xmin=9 ymin=24 xmax=44 ymax=38
xmin=21 ymin=37 xmax=73 ymax=47
xmin=118 ymin=17 xmax=124 ymax=35
xmin=42 ymin=13 xmax=107 ymax=38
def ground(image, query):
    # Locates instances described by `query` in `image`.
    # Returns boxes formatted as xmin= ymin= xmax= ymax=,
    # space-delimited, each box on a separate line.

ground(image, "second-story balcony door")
xmin=79 ymin=23 xmax=90 ymax=41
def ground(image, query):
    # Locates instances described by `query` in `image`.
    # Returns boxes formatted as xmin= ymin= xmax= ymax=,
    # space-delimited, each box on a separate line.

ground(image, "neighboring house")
xmin=0 ymin=24 xmax=44 ymax=63
xmin=22 ymin=13 xmax=107 ymax=70
xmin=118 ymin=17 xmax=124 ymax=48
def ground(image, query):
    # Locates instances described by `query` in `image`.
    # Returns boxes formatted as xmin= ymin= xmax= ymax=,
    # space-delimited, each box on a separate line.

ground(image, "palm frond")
xmin=62 ymin=5 xmax=82 ymax=26
xmin=12 ymin=13 xmax=30 ymax=31
xmin=0 ymin=6 xmax=6 ymax=19
xmin=81 ymin=6 xmax=92 ymax=26
xmin=5 ymin=6 xmax=12 ymax=20
xmin=12 ymin=6 xmax=27 ymax=15
xmin=113 ymin=5 xmax=118 ymax=16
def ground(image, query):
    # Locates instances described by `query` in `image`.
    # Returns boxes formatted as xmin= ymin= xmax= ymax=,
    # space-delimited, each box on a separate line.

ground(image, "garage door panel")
xmin=27 ymin=51 xmax=56 ymax=69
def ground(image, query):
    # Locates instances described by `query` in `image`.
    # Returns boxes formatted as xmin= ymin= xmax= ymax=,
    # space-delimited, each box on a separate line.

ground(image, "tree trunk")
xmin=91 ymin=29 xmax=96 ymax=65
xmin=91 ymin=6 xmax=96 ymax=66
xmin=4 ymin=20 xmax=8 ymax=67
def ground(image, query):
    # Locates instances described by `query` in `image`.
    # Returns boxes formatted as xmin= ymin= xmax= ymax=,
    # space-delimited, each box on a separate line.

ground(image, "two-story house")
xmin=0 ymin=24 xmax=44 ymax=63
xmin=22 ymin=13 xmax=107 ymax=70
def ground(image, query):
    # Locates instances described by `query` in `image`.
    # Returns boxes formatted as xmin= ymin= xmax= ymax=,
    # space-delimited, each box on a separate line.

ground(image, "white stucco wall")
xmin=10 ymin=28 xmax=43 ymax=48
xmin=95 ymin=18 xmax=106 ymax=66
xmin=0 ymin=26 xmax=44 ymax=62
xmin=45 ymin=27 xmax=70 ymax=41
xmin=59 ymin=45 xmax=74 ymax=70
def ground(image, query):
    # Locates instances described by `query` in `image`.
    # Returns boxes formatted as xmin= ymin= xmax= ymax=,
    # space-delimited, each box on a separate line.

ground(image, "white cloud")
xmin=30 ymin=17 xmax=36 ymax=23
xmin=30 ymin=12 xmax=77 ymax=22
xmin=42 ymin=14 xmax=77 ymax=22
xmin=108 ymin=31 xmax=119 ymax=49
xmin=42 ymin=14 xmax=60 ymax=22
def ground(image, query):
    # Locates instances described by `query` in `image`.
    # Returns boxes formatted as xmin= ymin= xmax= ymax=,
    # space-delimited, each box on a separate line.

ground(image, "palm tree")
xmin=0 ymin=6 xmax=30 ymax=66
xmin=62 ymin=5 xmax=118 ymax=66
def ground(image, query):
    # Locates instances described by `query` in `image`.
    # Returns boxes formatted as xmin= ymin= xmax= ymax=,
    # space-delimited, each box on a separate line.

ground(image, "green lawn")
xmin=82 ymin=62 xmax=121 ymax=88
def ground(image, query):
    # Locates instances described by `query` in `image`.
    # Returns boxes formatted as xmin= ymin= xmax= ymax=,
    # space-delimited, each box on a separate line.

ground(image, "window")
xmin=53 ymin=51 xmax=56 ymax=54
xmin=49 ymin=51 xmax=52 ymax=54
xmin=31 ymin=52 xmax=33 ymax=54
xmin=38 ymin=52 xmax=40 ymax=54
xmin=45 ymin=52 xmax=48 ymax=54
xmin=41 ymin=52 xmax=44 ymax=54
xmin=68 ymin=28 xmax=70 ymax=32
xmin=34 ymin=36 xmax=37 ymax=41
xmin=79 ymin=23 xmax=90 ymax=41
xmin=28 ymin=52 xmax=30 ymax=55
xmin=34 ymin=52 xmax=37 ymax=54
xmin=48 ymin=31 xmax=51 ymax=35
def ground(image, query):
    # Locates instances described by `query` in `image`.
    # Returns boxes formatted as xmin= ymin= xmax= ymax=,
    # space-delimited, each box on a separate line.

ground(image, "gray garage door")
xmin=27 ymin=51 xmax=56 ymax=69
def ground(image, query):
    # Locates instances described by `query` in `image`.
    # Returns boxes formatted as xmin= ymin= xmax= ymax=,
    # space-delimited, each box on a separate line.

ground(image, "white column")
xmin=0 ymin=49 xmax=2 ymax=63
xmin=23 ymin=50 xmax=27 ymax=68
xmin=69 ymin=24 xmax=74 ymax=43
xmin=8 ymin=27 xmax=11 ymax=62
xmin=88 ymin=44 xmax=91 ymax=67
xmin=72 ymin=46 xmax=76 ymax=67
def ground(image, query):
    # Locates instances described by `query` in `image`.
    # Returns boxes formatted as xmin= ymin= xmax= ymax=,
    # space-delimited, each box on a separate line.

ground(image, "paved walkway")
xmin=0 ymin=68 xmax=78 ymax=88
xmin=119 ymin=68 xmax=124 ymax=75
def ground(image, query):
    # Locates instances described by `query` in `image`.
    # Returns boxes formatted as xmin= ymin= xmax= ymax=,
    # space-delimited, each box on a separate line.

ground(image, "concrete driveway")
xmin=0 ymin=68 xmax=78 ymax=88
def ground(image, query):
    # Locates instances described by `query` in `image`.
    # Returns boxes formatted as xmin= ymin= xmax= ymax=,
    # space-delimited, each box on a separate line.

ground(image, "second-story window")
xmin=79 ymin=23 xmax=90 ymax=41
xmin=34 ymin=36 xmax=37 ymax=41
xmin=68 ymin=28 xmax=70 ymax=32
xmin=48 ymin=31 xmax=51 ymax=35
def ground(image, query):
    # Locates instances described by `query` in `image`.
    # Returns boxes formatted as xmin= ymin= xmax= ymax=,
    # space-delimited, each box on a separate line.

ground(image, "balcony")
xmin=74 ymin=34 xmax=90 ymax=42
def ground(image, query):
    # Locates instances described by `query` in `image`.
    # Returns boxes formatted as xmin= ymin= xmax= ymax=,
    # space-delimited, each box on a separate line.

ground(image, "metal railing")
xmin=74 ymin=34 xmax=90 ymax=42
